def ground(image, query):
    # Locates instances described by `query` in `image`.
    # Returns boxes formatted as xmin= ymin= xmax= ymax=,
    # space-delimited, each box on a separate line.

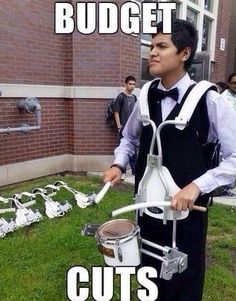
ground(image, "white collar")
xmin=158 ymin=73 xmax=195 ymax=103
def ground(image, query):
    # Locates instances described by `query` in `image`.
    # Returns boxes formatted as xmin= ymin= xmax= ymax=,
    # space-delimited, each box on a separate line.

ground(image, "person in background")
xmin=216 ymin=73 xmax=236 ymax=197
xmin=221 ymin=72 xmax=236 ymax=109
xmin=113 ymin=75 xmax=137 ymax=176
xmin=103 ymin=19 xmax=236 ymax=301
xmin=216 ymin=81 xmax=227 ymax=94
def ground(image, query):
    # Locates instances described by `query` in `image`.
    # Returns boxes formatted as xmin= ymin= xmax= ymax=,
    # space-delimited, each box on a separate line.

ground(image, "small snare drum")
xmin=96 ymin=219 xmax=140 ymax=266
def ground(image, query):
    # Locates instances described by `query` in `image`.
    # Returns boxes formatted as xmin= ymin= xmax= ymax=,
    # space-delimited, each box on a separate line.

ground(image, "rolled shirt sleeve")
xmin=113 ymin=101 xmax=142 ymax=169
xmin=193 ymin=90 xmax=236 ymax=193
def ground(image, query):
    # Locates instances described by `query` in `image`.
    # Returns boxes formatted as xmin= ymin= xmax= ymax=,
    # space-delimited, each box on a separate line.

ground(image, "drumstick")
xmin=111 ymin=201 xmax=207 ymax=217
xmin=95 ymin=181 xmax=112 ymax=204
xmin=191 ymin=205 xmax=207 ymax=212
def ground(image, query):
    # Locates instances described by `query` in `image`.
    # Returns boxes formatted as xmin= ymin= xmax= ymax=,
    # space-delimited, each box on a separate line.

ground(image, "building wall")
xmin=0 ymin=0 xmax=65 ymax=85
xmin=211 ymin=0 xmax=234 ymax=83
xmin=1 ymin=0 xmax=236 ymax=186
xmin=226 ymin=0 xmax=236 ymax=77
xmin=0 ymin=0 xmax=140 ymax=185
xmin=0 ymin=98 xmax=67 ymax=165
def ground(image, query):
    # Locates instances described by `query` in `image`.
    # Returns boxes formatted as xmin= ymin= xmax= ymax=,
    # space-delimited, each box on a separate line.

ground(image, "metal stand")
xmin=140 ymin=212 xmax=188 ymax=280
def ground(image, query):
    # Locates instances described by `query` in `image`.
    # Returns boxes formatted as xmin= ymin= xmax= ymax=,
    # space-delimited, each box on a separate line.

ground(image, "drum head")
xmin=97 ymin=219 xmax=135 ymax=240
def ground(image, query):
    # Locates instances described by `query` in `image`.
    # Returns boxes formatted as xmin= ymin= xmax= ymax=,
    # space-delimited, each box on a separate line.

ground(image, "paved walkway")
xmin=89 ymin=171 xmax=236 ymax=207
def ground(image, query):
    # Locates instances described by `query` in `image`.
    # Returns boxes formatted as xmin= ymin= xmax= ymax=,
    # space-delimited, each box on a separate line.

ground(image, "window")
xmin=139 ymin=0 xmax=219 ymax=83
xmin=202 ymin=17 xmax=212 ymax=51
xmin=187 ymin=8 xmax=198 ymax=27
xmin=172 ymin=3 xmax=181 ymax=19
xmin=204 ymin=0 xmax=213 ymax=12
xmin=141 ymin=58 xmax=154 ymax=82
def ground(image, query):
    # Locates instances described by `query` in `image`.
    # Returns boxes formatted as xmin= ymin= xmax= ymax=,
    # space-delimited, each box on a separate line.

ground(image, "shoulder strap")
xmin=175 ymin=80 xmax=217 ymax=130
xmin=139 ymin=78 xmax=160 ymax=126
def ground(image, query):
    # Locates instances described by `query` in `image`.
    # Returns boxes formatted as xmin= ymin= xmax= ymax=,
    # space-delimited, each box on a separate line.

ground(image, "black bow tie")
xmin=154 ymin=87 xmax=179 ymax=102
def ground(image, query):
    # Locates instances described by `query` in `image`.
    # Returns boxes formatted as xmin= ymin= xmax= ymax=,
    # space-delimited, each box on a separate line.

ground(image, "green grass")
xmin=0 ymin=175 xmax=235 ymax=301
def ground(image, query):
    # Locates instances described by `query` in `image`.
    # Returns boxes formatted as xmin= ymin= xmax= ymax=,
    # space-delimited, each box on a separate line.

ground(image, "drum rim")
xmin=96 ymin=219 xmax=138 ymax=243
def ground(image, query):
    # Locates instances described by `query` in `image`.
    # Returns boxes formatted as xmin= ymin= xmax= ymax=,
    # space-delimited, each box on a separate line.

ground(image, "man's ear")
xmin=181 ymin=47 xmax=191 ymax=61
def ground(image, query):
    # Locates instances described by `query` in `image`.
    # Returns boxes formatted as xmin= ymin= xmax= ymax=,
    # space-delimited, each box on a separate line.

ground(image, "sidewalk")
xmin=89 ymin=171 xmax=236 ymax=207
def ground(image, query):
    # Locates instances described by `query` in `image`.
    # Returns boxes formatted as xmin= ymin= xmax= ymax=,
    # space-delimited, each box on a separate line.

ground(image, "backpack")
xmin=106 ymin=99 xmax=116 ymax=127
xmin=106 ymin=94 xmax=137 ymax=128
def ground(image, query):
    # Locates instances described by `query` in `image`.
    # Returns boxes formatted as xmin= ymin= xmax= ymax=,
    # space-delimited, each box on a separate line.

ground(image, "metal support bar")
xmin=142 ymin=238 xmax=170 ymax=253
xmin=140 ymin=248 xmax=166 ymax=262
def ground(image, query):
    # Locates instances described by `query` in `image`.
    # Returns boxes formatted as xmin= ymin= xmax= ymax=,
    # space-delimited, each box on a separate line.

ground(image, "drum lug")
xmin=116 ymin=240 xmax=123 ymax=263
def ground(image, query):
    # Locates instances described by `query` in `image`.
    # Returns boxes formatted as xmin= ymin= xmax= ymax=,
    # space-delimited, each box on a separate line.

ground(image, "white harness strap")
xmin=139 ymin=78 xmax=160 ymax=125
xmin=32 ymin=187 xmax=72 ymax=218
xmin=139 ymin=79 xmax=216 ymax=127
xmin=175 ymin=80 xmax=216 ymax=130
xmin=13 ymin=198 xmax=42 ymax=227
xmin=0 ymin=197 xmax=16 ymax=213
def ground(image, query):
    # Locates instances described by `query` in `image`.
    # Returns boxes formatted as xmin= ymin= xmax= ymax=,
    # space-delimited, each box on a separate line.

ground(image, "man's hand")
xmin=171 ymin=182 xmax=201 ymax=211
xmin=103 ymin=167 xmax=122 ymax=185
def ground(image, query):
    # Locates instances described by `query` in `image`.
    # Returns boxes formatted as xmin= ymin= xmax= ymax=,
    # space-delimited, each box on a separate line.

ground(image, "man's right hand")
xmin=103 ymin=167 xmax=122 ymax=185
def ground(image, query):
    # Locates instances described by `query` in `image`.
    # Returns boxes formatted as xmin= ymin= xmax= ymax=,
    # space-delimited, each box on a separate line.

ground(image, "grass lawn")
xmin=0 ymin=174 xmax=235 ymax=301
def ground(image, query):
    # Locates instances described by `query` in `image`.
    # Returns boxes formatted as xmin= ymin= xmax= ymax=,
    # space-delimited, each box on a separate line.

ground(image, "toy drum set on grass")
xmin=0 ymin=180 xmax=111 ymax=238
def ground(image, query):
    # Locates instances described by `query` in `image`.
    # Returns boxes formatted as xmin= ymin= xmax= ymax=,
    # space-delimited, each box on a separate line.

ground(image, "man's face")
xmin=149 ymin=33 xmax=188 ymax=80
xmin=125 ymin=80 xmax=136 ymax=93
xmin=228 ymin=76 xmax=236 ymax=94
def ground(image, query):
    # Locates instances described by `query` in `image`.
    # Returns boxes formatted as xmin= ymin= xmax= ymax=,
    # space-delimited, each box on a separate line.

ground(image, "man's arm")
xmin=172 ymin=90 xmax=236 ymax=211
xmin=113 ymin=93 xmax=124 ymax=130
xmin=103 ymin=101 xmax=141 ymax=184
xmin=114 ymin=112 xmax=122 ymax=130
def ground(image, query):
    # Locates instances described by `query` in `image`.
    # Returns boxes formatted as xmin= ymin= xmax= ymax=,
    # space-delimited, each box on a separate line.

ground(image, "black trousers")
xmin=138 ymin=210 xmax=208 ymax=301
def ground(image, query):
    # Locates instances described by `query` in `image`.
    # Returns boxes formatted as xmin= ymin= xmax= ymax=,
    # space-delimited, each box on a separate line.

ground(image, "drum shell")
xmin=96 ymin=219 xmax=141 ymax=266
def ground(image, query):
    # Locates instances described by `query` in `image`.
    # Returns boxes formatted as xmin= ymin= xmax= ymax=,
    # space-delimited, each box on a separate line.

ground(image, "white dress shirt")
xmin=221 ymin=89 xmax=236 ymax=111
xmin=113 ymin=73 xmax=236 ymax=194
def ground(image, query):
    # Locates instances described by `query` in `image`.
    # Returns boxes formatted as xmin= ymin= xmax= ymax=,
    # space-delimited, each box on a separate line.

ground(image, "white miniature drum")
xmin=96 ymin=219 xmax=140 ymax=266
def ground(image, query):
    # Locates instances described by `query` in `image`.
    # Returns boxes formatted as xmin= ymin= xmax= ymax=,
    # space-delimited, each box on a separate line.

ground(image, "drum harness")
xmin=0 ymin=180 xmax=111 ymax=237
xmin=50 ymin=180 xmax=111 ymax=208
xmin=11 ymin=192 xmax=43 ymax=227
xmin=0 ymin=197 xmax=17 ymax=237
xmin=110 ymin=80 xmax=215 ymax=280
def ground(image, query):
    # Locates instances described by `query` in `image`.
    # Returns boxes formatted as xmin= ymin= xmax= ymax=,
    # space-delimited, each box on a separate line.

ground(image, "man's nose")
xmin=150 ymin=47 xmax=158 ymax=56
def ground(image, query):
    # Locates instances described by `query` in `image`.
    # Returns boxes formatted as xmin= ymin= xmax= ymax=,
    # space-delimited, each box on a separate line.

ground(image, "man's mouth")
xmin=149 ymin=60 xmax=159 ymax=66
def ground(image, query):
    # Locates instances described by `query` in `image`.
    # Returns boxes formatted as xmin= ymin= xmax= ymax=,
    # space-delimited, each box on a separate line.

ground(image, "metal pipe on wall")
xmin=0 ymin=96 xmax=41 ymax=134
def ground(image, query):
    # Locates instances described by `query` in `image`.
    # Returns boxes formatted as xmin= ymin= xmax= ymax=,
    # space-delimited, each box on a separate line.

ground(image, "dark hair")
xmin=227 ymin=72 xmax=236 ymax=83
xmin=216 ymin=81 xmax=227 ymax=93
xmin=125 ymin=75 xmax=136 ymax=84
xmin=154 ymin=19 xmax=198 ymax=70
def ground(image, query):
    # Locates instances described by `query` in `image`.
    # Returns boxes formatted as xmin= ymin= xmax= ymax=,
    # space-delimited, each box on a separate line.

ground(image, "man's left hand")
xmin=171 ymin=182 xmax=201 ymax=211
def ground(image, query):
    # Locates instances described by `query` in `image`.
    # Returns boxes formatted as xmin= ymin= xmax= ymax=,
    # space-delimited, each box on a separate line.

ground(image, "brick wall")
xmin=0 ymin=0 xmax=140 ymax=172
xmin=72 ymin=99 xmax=117 ymax=155
xmin=0 ymin=98 xmax=67 ymax=165
xmin=211 ymin=0 xmax=233 ymax=83
xmin=0 ymin=0 xmax=66 ymax=85
xmin=4 ymin=0 xmax=235 ymax=175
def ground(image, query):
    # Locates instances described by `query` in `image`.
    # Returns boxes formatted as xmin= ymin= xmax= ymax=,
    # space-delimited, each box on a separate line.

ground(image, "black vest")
xmin=135 ymin=80 xmax=217 ymax=206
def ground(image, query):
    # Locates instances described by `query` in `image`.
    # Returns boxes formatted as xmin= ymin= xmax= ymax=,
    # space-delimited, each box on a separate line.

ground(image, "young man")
xmin=103 ymin=19 xmax=236 ymax=301
xmin=113 ymin=75 xmax=137 ymax=175
xmin=222 ymin=72 xmax=236 ymax=110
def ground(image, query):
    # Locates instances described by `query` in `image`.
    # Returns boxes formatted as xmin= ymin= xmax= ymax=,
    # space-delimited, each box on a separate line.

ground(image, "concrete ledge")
xmin=0 ymin=154 xmax=114 ymax=187
xmin=0 ymin=83 xmax=140 ymax=99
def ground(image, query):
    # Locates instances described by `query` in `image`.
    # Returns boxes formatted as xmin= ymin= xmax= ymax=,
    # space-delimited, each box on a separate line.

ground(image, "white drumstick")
xmin=112 ymin=201 xmax=207 ymax=217
xmin=95 ymin=181 xmax=112 ymax=204
xmin=112 ymin=201 xmax=169 ymax=217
